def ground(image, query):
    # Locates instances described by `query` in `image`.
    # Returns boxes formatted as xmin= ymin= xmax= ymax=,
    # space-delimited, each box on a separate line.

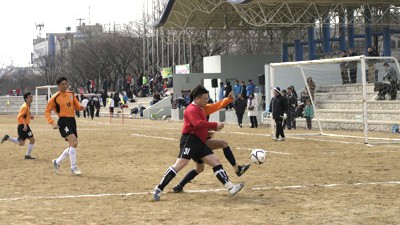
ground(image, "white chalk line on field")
xmin=1 ymin=181 xmax=399 ymax=202
xmin=130 ymin=133 xmax=290 ymax=155
xmin=83 ymin=120 xmax=400 ymax=149
xmin=236 ymin=147 xmax=290 ymax=155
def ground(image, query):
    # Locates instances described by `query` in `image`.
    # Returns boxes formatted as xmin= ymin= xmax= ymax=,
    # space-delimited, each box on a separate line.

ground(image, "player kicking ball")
xmin=153 ymin=85 xmax=244 ymax=201
xmin=45 ymin=77 xmax=86 ymax=175
xmin=1 ymin=92 xmax=36 ymax=159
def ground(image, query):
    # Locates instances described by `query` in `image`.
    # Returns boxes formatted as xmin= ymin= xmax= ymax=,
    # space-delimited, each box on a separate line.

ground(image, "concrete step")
xmin=315 ymin=92 xmax=384 ymax=101
xmin=315 ymin=109 xmax=400 ymax=121
xmin=295 ymin=118 xmax=397 ymax=132
xmin=316 ymin=100 xmax=400 ymax=110
xmin=317 ymin=83 xmax=375 ymax=93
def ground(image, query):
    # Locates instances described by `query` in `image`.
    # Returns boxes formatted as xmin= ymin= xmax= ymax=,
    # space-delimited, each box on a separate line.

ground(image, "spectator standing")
xmin=286 ymin=86 xmax=297 ymax=130
xmin=233 ymin=80 xmax=241 ymax=98
xmin=224 ymin=81 xmax=233 ymax=110
xmin=239 ymin=81 xmax=247 ymax=99
xmin=383 ymin=62 xmax=398 ymax=100
xmin=348 ymin=49 xmax=358 ymax=83
xmin=367 ymin=46 xmax=379 ymax=83
xmin=234 ymin=93 xmax=246 ymax=128
xmin=218 ymin=81 xmax=224 ymax=101
xmin=102 ymin=78 xmax=108 ymax=93
xmin=247 ymin=93 xmax=258 ymax=128
xmin=113 ymin=92 xmax=121 ymax=108
xmin=101 ymin=91 xmax=108 ymax=107
xmin=86 ymin=79 xmax=91 ymax=93
xmin=88 ymin=97 xmax=95 ymax=120
xmin=306 ymin=77 xmax=316 ymax=101
xmin=304 ymin=99 xmax=314 ymax=129
xmin=269 ymin=87 xmax=288 ymax=141
xmin=81 ymin=97 xmax=89 ymax=118
xmin=340 ymin=50 xmax=350 ymax=84
xmin=246 ymin=79 xmax=255 ymax=97
xmin=90 ymin=80 xmax=96 ymax=92
xmin=93 ymin=96 xmax=101 ymax=117
xmin=109 ymin=93 xmax=115 ymax=117
xmin=126 ymin=74 xmax=132 ymax=92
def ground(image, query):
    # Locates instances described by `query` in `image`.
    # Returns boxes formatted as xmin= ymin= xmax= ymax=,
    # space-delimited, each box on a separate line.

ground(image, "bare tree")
xmin=0 ymin=62 xmax=14 ymax=84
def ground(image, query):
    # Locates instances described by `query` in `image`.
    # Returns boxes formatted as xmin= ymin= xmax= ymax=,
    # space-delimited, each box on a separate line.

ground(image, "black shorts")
xmin=178 ymin=134 xmax=213 ymax=164
xmin=17 ymin=124 xmax=33 ymax=141
xmin=109 ymin=107 xmax=114 ymax=113
xmin=58 ymin=117 xmax=77 ymax=139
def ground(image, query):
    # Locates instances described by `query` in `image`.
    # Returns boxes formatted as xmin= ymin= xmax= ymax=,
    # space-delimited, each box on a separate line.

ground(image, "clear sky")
xmin=0 ymin=0 xmax=146 ymax=66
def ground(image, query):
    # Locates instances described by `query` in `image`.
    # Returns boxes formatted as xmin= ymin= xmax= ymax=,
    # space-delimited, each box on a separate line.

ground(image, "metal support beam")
xmin=295 ymin=39 xmax=303 ymax=61
xmin=322 ymin=16 xmax=330 ymax=54
xmin=282 ymin=44 xmax=289 ymax=62
xmin=339 ymin=13 xmax=346 ymax=51
xmin=308 ymin=26 xmax=316 ymax=60
xmin=364 ymin=8 xmax=373 ymax=53
xmin=383 ymin=27 xmax=391 ymax=56
xmin=347 ymin=9 xmax=355 ymax=50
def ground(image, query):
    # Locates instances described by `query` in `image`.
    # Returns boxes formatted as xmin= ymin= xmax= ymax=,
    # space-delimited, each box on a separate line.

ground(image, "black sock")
xmin=157 ymin=166 xmax=177 ymax=191
xmin=178 ymin=169 xmax=199 ymax=187
xmin=223 ymin=147 xmax=237 ymax=167
xmin=213 ymin=164 xmax=230 ymax=185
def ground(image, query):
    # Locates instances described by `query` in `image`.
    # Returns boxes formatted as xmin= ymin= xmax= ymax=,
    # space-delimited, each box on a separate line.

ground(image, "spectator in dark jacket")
xmin=224 ymin=81 xmax=233 ymax=110
xmin=234 ymin=93 xmax=246 ymax=128
xmin=269 ymin=87 xmax=288 ymax=141
xmin=367 ymin=46 xmax=379 ymax=83
xmin=239 ymin=81 xmax=247 ymax=99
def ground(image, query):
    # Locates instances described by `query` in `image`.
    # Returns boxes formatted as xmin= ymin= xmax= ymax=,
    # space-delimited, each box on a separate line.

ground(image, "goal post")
xmin=35 ymin=85 xmax=57 ymax=115
xmin=268 ymin=55 xmax=400 ymax=144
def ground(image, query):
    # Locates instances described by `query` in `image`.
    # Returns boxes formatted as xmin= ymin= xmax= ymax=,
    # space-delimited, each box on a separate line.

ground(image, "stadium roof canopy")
xmin=154 ymin=0 xmax=400 ymax=29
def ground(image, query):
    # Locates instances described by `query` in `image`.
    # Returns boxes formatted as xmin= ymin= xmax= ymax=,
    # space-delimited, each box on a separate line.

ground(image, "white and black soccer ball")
xmin=250 ymin=149 xmax=267 ymax=165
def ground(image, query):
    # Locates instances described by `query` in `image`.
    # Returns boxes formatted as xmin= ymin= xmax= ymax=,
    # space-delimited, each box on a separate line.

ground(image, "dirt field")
xmin=0 ymin=115 xmax=399 ymax=225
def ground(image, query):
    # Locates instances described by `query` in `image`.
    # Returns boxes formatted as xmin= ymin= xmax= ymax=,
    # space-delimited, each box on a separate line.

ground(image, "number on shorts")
xmin=183 ymin=147 xmax=190 ymax=155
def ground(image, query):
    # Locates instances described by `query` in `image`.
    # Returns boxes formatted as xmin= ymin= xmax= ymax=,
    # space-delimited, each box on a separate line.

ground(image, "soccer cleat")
xmin=236 ymin=164 xmax=251 ymax=177
xmin=277 ymin=137 xmax=285 ymax=141
xmin=153 ymin=186 xmax=162 ymax=201
xmin=173 ymin=185 xmax=183 ymax=193
xmin=229 ymin=183 xmax=244 ymax=195
xmin=71 ymin=168 xmax=82 ymax=175
xmin=272 ymin=137 xmax=278 ymax=141
xmin=1 ymin=134 xmax=9 ymax=144
xmin=24 ymin=155 xmax=36 ymax=160
xmin=52 ymin=159 xmax=60 ymax=173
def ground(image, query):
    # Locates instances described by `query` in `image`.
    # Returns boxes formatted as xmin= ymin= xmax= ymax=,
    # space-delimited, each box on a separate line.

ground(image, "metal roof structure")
xmin=155 ymin=0 xmax=400 ymax=29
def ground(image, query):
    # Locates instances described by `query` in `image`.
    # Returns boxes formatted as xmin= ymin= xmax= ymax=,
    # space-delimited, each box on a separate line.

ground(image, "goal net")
xmin=268 ymin=55 xmax=400 ymax=144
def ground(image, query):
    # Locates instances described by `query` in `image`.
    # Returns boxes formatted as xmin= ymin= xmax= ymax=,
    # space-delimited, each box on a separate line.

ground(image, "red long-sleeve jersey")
xmin=181 ymin=103 xmax=218 ymax=143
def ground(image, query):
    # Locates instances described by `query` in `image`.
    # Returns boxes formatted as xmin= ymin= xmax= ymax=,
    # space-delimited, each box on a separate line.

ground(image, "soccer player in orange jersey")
xmin=1 ymin=92 xmax=36 ymax=159
xmin=45 ymin=77 xmax=86 ymax=175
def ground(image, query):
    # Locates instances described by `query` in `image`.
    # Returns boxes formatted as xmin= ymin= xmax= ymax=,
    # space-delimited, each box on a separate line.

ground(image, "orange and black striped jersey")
xmin=45 ymin=90 xmax=83 ymax=124
xmin=17 ymin=102 xmax=31 ymax=125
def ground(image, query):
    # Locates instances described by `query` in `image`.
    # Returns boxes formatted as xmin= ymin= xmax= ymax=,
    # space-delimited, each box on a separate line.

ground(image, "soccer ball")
xmin=250 ymin=149 xmax=267 ymax=164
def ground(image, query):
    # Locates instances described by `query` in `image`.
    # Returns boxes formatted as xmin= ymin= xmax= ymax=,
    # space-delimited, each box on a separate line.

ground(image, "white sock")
xmin=9 ymin=137 xmax=20 ymax=145
xmin=56 ymin=148 xmax=70 ymax=164
xmin=69 ymin=147 xmax=77 ymax=169
xmin=25 ymin=143 xmax=34 ymax=156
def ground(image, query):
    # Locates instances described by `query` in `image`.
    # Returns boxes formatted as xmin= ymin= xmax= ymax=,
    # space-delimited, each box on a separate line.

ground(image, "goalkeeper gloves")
xmin=281 ymin=113 xmax=287 ymax=120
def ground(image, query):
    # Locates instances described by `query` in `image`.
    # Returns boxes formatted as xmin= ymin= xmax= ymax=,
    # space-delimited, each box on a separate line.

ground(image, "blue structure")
xmin=282 ymin=7 xmax=397 ymax=61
